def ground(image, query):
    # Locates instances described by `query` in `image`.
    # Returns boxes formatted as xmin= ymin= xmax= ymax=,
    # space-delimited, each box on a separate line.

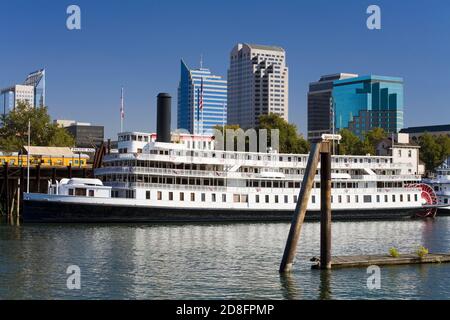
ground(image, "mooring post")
xmin=20 ymin=166 xmax=24 ymax=214
xmin=320 ymin=142 xmax=332 ymax=269
xmin=67 ymin=165 xmax=72 ymax=179
xmin=36 ymin=164 xmax=41 ymax=193
xmin=4 ymin=163 xmax=10 ymax=216
xmin=52 ymin=167 xmax=57 ymax=185
xmin=279 ymin=142 xmax=322 ymax=273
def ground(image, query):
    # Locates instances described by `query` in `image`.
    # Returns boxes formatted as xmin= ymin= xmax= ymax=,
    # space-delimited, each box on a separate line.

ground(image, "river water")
xmin=1 ymin=217 xmax=450 ymax=299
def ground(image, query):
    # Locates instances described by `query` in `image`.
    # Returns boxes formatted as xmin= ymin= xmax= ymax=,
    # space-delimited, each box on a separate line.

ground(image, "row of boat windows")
xmin=136 ymin=191 xmax=418 ymax=204
xmin=146 ymin=149 xmax=394 ymax=164
xmin=100 ymin=174 xmax=411 ymax=189
xmin=102 ymin=160 xmax=399 ymax=177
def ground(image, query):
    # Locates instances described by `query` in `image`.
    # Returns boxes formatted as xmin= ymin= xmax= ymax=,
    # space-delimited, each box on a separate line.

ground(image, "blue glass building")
xmin=333 ymin=75 xmax=404 ymax=138
xmin=177 ymin=60 xmax=227 ymax=135
xmin=23 ymin=69 xmax=46 ymax=107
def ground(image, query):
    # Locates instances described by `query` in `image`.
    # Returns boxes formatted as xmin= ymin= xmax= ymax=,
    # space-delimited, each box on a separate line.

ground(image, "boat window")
xmin=265 ymin=195 xmax=270 ymax=203
xmin=157 ymin=191 xmax=162 ymax=200
xmin=222 ymin=194 xmax=226 ymax=202
xmin=68 ymin=189 xmax=74 ymax=196
xmin=191 ymin=193 xmax=195 ymax=201
xmin=146 ymin=191 xmax=151 ymax=199
xmin=180 ymin=192 xmax=184 ymax=201
xmin=89 ymin=190 xmax=94 ymax=197
xmin=363 ymin=195 xmax=372 ymax=203
xmin=212 ymin=193 xmax=216 ymax=202
xmin=75 ymin=188 xmax=86 ymax=196
xmin=256 ymin=195 xmax=260 ymax=203
xmin=294 ymin=195 xmax=298 ymax=203
xmin=312 ymin=196 xmax=316 ymax=204
xmin=233 ymin=194 xmax=240 ymax=203
xmin=201 ymin=193 xmax=206 ymax=202
xmin=169 ymin=192 xmax=173 ymax=201
xmin=284 ymin=195 xmax=288 ymax=203
xmin=414 ymin=194 xmax=418 ymax=202
xmin=241 ymin=195 xmax=248 ymax=203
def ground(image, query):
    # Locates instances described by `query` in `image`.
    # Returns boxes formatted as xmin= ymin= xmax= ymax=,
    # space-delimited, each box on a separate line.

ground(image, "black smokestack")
xmin=156 ymin=93 xmax=171 ymax=143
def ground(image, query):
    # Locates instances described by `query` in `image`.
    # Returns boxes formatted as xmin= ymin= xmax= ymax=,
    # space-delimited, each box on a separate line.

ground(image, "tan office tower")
xmin=227 ymin=43 xmax=288 ymax=129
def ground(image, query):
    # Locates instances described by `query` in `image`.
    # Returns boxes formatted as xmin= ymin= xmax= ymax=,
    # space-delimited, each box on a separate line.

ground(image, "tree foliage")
xmin=0 ymin=101 xmax=75 ymax=152
xmin=338 ymin=128 xmax=387 ymax=155
xmin=257 ymin=113 xmax=310 ymax=154
xmin=418 ymin=132 xmax=450 ymax=172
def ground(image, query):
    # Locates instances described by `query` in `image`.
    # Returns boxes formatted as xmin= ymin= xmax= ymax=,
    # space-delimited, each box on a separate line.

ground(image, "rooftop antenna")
xmin=200 ymin=54 xmax=203 ymax=69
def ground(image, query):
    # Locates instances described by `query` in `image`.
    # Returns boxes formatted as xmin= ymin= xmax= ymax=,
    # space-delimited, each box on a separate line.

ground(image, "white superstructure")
xmin=424 ymin=157 xmax=450 ymax=211
xmin=91 ymin=132 xmax=427 ymax=214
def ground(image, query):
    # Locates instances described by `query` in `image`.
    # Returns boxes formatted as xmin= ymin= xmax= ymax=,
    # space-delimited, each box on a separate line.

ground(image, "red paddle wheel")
xmin=406 ymin=183 xmax=438 ymax=218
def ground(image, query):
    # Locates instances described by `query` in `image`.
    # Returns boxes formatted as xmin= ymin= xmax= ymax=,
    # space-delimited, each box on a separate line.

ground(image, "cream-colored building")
xmin=376 ymin=133 xmax=425 ymax=175
xmin=227 ymin=43 xmax=289 ymax=129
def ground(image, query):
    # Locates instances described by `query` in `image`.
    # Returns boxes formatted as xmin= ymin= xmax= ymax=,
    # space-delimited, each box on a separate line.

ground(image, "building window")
xmin=146 ymin=191 xmax=151 ymax=199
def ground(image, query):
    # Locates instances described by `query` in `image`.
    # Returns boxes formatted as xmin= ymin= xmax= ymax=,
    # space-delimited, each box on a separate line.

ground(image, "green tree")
xmin=360 ymin=128 xmax=388 ymax=155
xmin=338 ymin=128 xmax=363 ymax=155
xmin=257 ymin=113 xmax=310 ymax=154
xmin=0 ymin=101 xmax=75 ymax=152
xmin=418 ymin=133 xmax=450 ymax=172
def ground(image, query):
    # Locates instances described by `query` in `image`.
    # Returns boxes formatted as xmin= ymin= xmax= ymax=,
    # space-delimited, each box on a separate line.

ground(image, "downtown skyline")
xmin=1 ymin=0 xmax=449 ymax=139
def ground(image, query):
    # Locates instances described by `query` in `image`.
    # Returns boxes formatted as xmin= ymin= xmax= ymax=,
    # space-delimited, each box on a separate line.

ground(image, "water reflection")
xmin=1 ymin=218 xmax=450 ymax=299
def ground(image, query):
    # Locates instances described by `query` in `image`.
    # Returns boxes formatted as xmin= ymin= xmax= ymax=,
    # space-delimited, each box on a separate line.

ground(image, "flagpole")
xmin=120 ymin=87 xmax=124 ymax=133
xmin=27 ymin=120 xmax=30 ymax=193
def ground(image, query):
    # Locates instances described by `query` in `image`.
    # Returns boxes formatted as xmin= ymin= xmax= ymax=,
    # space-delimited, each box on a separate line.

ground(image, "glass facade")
xmin=333 ymin=75 xmax=404 ymax=138
xmin=177 ymin=60 xmax=227 ymax=135
xmin=23 ymin=69 xmax=45 ymax=107
xmin=0 ymin=90 xmax=14 ymax=116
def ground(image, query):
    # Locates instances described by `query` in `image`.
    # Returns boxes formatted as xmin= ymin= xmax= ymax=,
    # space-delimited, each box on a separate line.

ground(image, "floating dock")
xmin=311 ymin=253 xmax=450 ymax=269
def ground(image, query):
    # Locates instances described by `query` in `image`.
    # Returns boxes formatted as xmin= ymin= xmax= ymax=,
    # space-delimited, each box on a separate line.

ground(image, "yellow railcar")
xmin=0 ymin=154 xmax=90 ymax=167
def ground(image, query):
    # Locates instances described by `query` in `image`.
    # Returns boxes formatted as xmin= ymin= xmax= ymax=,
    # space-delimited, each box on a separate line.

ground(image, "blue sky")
xmin=1 ymin=0 xmax=449 ymax=138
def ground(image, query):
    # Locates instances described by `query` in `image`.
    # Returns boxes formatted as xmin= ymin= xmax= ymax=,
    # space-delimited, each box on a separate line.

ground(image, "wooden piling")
xmin=3 ymin=163 xmax=9 ymax=216
xmin=51 ymin=167 xmax=57 ymax=184
xmin=320 ymin=143 xmax=332 ymax=270
xmin=279 ymin=143 xmax=322 ymax=273
xmin=67 ymin=165 xmax=72 ymax=179
xmin=36 ymin=164 xmax=41 ymax=193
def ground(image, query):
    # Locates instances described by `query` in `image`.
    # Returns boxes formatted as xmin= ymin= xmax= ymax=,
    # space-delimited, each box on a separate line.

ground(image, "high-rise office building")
xmin=333 ymin=75 xmax=404 ymax=138
xmin=23 ymin=69 xmax=46 ymax=108
xmin=1 ymin=69 xmax=46 ymax=115
xmin=307 ymin=74 xmax=404 ymax=140
xmin=307 ymin=73 xmax=359 ymax=141
xmin=177 ymin=60 xmax=227 ymax=135
xmin=1 ymin=85 xmax=35 ymax=115
xmin=227 ymin=43 xmax=288 ymax=129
